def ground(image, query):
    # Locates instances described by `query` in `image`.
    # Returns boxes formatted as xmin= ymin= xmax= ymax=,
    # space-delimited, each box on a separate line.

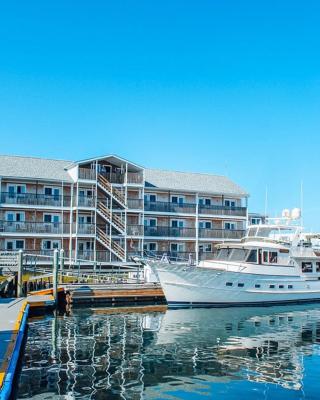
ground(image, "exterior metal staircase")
xmin=97 ymin=174 xmax=126 ymax=207
xmin=97 ymin=202 xmax=125 ymax=234
xmin=96 ymin=227 xmax=125 ymax=261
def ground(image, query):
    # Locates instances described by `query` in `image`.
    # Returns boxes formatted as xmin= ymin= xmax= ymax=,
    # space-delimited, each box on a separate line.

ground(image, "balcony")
xmin=199 ymin=204 xmax=247 ymax=216
xmin=127 ymin=224 xmax=144 ymax=236
xmin=144 ymin=226 xmax=196 ymax=238
xmin=199 ymin=228 xmax=245 ymax=239
xmin=0 ymin=220 xmax=70 ymax=234
xmin=75 ymin=223 xmax=96 ymax=235
xmin=0 ymin=192 xmax=71 ymax=207
xmin=127 ymin=198 xmax=144 ymax=210
xmin=78 ymin=168 xmax=96 ymax=180
xmin=144 ymin=201 xmax=197 ymax=214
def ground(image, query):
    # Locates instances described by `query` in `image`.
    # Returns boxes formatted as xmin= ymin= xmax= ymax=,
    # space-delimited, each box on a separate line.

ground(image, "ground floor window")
xmin=42 ymin=240 xmax=61 ymax=250
xmin=5 ymin=240 xmax=25 ymax=250
xmin=144 ymin=242 xmax=157 ymax=252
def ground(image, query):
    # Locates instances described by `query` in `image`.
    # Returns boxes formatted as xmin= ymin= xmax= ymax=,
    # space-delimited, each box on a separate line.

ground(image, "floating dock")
xmin=65 ymin=283 xmax=166 ymax=305
xmin=0 ymin=299 xmax=29 ymax=400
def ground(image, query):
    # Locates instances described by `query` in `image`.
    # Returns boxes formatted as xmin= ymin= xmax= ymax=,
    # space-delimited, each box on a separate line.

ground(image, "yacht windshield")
xmin=215 ymin=248 xmax=248 ymax=262
xmin=247 ymin=226 xmax=297 ymax=241
xmin=229 ymin=249 xmax=248 ymax=262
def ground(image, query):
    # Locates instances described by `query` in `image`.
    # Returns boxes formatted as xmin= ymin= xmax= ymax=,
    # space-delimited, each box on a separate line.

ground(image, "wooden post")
xmin=17 ymin=250 xmax=24 ymax=297
xmin=59 ymin=249 xmax=64 ymax=284
xmin=53 ymin=249 xmax=59 ymax=306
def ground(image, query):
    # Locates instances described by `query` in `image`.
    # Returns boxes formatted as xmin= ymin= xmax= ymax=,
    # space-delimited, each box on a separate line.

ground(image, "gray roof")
xmin=0 ymin=155 xmax=248 ymax=196
xmin=0 ymin=155 xmax=72 ymax=182
xmin=144 ymin=168 xmax=248 ymax=196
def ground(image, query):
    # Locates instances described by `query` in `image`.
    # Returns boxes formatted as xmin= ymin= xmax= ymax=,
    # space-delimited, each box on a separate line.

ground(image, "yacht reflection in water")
xmin=17 ymin=305 xmax=320 ymax=399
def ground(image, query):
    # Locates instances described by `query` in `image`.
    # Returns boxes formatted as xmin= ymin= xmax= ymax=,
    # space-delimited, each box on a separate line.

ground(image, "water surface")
xmin=17 ymin=304 xmax=320 ymax=399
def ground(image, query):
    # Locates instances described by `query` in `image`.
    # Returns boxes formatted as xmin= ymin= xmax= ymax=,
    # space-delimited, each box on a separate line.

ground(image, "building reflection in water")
xmin=17 ymin=304 xmax=320 ymax=399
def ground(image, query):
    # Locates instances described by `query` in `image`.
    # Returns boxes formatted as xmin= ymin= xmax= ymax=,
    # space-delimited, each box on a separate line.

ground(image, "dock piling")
xmin=17 ymin=250 xmax=24 ymax=297
xmin=53 ymin=249 xmax=59 ymax=306
xmin=59 ymin=249 xmax=64 ymax=284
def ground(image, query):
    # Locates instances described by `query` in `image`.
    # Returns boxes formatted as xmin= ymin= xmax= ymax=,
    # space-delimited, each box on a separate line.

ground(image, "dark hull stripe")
xmin=168 ymin=298 xmax=320 ymax=308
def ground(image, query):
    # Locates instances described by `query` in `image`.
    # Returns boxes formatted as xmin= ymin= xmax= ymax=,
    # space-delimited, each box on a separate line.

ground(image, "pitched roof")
xmin=0 ymin=155 xmax=72 ymax=182
xmin=144 ymin=168 xmax=248 ymax=196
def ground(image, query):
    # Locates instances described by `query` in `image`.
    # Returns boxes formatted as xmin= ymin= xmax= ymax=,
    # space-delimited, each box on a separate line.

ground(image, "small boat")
xmin=147 ymin=213 xmax=320 ymax=307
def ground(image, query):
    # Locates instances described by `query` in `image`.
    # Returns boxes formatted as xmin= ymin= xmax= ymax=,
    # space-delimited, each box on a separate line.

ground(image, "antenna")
xmin=264 ymin=185 xmax=268 ymax=218
xmin=300 ymin=180 xmax=304 ymax=227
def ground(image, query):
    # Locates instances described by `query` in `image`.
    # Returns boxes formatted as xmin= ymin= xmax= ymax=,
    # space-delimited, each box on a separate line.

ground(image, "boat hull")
xmin=150 ymin=262 xmax=320 ymax=308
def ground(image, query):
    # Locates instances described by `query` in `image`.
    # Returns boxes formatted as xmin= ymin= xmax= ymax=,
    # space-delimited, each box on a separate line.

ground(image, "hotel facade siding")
xmin=0 ymin=154 xmax=249 ymax=264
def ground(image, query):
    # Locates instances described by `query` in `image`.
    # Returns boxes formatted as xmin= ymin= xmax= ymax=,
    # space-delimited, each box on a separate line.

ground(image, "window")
xmin=255 ymin=284 xmax=261 ymax=288
xmin=216 ymin=248 xmax=232 ymax=261
xmin=238 ymin=283 xmax=244 ymax=287
xmin=262 ymin=251 xmax=278 ymax=264
xmin=144 ymin=242 xmax=157 ymax=252
xmin=316 ymin=262 xmax=320 ymax=273
xmin=171 ymin=220 xmax=184 ymax=228
xmin=7 ymin=184 xmax=26 ymax=196
xmin=302 ymin=262 xmax=313 ymax=273
xmin=144 ymin=218 xmax=157 ymax=227
xmin=288 ymin=285 xmax=293 ymax=289
xmin=199 ymin=244 xmax=212 ymax=253
xmin=44 ymin=214 xmax=60 ymax=225
xmin=6 ymin=212 xmax=24 ymax=222
xmin=199 ymin=221 xmax=212 ymax=229
xmin=79 ymin=215 xmax=92 ymax=224
xmin=269 ymin=284 xmax=275 ymax=289
xmin=170 ymin=243 xmax=185 ymax=252
xmin=199 ymin=198 xmax=211 ymax=206
xmin=45 ymin=187 xmax=60 ymax=200
xmin=269 ymin=252 xmax=278 ymax=264
xmin=171 ymin=195 xmax=184 ymax=204
xmin=6 ymin=240 xmax=24 ymax=250
xmin=229 ymin=249 xmax=248 ymax=262
xmin=279 ymin=285 xmax=284 ymax=289
xmin=226 ymin=282 xmax=233 ymax=287
xmin=144 ymin=194 xmax=157 ymax=202
xmin=42 ymin=240 xmax=60 ymax=250
xmin=251 ymin=217 xmax=262 ymax=225
xmin=224 ymin=222 xmax=236 ymax=230
xmin=224 ymin=199 xmax=236 ymax=207
xmin=247 ymin=250 xmax=257 ymax=263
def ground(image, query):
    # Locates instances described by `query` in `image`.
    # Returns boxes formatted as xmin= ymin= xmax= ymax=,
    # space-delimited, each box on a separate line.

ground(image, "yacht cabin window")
xmin=316 ymin=262 xmax=320 ymax=273
xmin=246 ymin=250 xmax=257 ymax=263
xmin=262 ymin=250 xmax=278 ymax=264
xmin=302 ymin=262 xmax=313 ymax=273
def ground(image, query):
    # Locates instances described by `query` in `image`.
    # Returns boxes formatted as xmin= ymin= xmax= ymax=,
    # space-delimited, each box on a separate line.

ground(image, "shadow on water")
xmin=15 ymin=303 xmax=320 ymax=399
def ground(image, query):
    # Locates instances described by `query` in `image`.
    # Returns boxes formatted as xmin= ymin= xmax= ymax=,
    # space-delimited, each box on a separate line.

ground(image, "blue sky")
xmin=0 ymin=1 xmax=320 ymax=229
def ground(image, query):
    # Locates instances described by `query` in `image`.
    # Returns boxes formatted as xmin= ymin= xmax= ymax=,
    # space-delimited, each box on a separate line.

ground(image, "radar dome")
xmin=282 ymin=209 xmax=290 ymax=218
xmin=291 ymin=208 xmax=301 ymax=220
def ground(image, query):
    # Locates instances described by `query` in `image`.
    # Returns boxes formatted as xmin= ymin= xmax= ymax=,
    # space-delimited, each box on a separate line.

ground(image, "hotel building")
xmin=0 ymin=154 xmax=248 ymax=264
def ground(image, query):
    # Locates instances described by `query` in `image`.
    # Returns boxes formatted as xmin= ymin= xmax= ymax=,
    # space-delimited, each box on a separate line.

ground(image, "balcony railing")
xmin=0 ymin=192 xmax=71 ymax=207
xmin=75 ymin=223 xmax=96 ymax=235
xmin=199 ymin=204 xmax=247 ymax=216
xmin=0 ymin=221 xmax=70 ymax=234
xmin=78 ymin=168 xmax=96 ymax=180
xmin=199 ymin=228 xmax=245 ymax=239
xmin=144 ymin=201 xmax=197 ymax=214
xmin=144 ymin=200 xmax=246 ymax=216
xmin=127 ymin=172 xmax=143 ymax=184
xmin=127 ymin=198 xmax=144 ymax=209
xmin=127 ymin=224 xmax=144 ymax=236
xmin=144 ymin=226 xmax=196 ymax=238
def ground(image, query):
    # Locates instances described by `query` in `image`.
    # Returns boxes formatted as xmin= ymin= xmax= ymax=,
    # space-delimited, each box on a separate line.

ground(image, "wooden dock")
xmin=0 ymin=298 xmax=29 ymax=400
xmin=65 ymin=283 xmax=166 ymax=305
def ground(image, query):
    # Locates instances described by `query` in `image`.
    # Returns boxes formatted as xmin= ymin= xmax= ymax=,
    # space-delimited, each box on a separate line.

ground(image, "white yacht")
xmin=147 ymin=214 xmax=320 ymax=307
